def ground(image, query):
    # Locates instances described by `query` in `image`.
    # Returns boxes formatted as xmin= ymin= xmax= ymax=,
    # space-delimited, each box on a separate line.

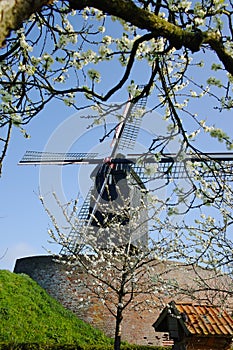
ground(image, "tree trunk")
xmin=114 ymin=304 xmax=123 ymax=350
xmin=0 ymin=0 xmax=54 ymax=47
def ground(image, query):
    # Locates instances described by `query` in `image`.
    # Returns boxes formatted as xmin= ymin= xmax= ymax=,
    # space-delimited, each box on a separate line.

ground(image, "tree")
xmin=40 ymin=178 xmax=233 ymax=350
xmin=0 ymin=0 xmax=233 ymax=173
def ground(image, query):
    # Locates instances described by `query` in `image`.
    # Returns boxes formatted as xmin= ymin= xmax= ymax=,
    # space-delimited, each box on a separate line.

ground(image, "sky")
xmin=0 ymin=101 xmax=73 ymax=270
xmin=0 ymin=9 xmax=233 ymax=272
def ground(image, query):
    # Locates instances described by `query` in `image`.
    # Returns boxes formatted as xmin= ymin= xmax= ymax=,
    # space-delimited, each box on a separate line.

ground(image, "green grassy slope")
xmin=0 ymin=270 xmax=112 ymax=345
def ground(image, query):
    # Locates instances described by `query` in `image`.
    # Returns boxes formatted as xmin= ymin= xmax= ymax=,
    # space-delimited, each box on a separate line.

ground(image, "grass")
xmin=0 ymin=270 xmax=112 ymax=345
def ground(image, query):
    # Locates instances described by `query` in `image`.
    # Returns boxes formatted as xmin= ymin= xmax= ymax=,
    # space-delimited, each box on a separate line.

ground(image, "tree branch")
xmin=70 ymin=0 xmax=233 ymax=75
xmin=206 ymin=32 xmax=233 ymax=76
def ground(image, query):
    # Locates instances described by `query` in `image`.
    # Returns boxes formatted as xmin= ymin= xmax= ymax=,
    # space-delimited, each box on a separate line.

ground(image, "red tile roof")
xmin=175 ymin=302 xmax=233 ymax=336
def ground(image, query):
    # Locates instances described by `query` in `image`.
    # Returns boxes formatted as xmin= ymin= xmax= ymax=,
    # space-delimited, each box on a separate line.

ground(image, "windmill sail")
xmin=60 ymin=187 xmax=94 ymax=254
xmin=130 ymin=153 xmax=233 ymax=181
xmin=19 ymin=150 xmax=233 ymax=181
xmin=116 ymin=93 xmax=147 ymax=151
xmin=19 ymin=150 xmax=99 ymax=165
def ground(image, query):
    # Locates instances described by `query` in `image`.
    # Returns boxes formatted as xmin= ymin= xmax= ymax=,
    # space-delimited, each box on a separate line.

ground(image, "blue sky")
xmin=0 ymin=101 xmax=70 ymax=270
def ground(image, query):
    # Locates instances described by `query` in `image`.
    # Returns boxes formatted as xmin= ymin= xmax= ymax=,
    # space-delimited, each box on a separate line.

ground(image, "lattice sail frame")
xmin=130 ymin=153 xmax=233 ymax=180
xmin=20 ymin=151 xmax=99 ymax=165
xmin=116 ymin=93 xmax=147 ymax=151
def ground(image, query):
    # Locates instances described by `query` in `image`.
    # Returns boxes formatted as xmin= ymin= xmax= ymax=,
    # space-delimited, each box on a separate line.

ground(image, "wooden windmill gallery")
xmin=15 ymin=88 xmax=233 ymax=347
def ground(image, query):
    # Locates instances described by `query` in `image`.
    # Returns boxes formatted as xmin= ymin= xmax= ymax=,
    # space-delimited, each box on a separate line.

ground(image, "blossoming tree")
xmin=40 ymin=185 xmax=233 ymax=350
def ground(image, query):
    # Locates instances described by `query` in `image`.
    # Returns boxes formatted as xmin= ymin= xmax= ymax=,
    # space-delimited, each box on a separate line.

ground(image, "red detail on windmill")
xmin=103 ymin=157 xmax=115 ymax=169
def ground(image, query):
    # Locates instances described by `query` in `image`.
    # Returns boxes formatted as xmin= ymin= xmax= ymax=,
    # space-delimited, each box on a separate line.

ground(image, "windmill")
xmin=19 ymin=89 xmax=233 ymax=253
